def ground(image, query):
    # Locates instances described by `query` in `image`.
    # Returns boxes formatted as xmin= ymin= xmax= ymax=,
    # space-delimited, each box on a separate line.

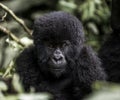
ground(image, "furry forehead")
xmin=33 ymin=11 xmax=85 ymax=43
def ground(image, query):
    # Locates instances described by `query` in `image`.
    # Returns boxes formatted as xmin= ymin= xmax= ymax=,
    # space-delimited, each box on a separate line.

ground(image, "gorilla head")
xmin=33 ymin=11 xmax=85 ymax=77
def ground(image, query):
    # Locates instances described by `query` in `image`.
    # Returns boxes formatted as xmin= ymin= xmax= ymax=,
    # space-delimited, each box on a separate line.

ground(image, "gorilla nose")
xmin=53 ymin=49 xmax=63 ymax=62
xmin=53 ymin=54 xmax=63 ymax=62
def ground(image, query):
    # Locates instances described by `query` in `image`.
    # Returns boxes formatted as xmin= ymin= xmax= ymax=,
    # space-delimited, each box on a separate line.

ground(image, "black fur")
xmin=99 ymin=31 xmax=120 ymax=82
xmin=99 ymin=0 xmax=120 ymax=83
xmin=16 ymin=11 xmax=106 ymax=100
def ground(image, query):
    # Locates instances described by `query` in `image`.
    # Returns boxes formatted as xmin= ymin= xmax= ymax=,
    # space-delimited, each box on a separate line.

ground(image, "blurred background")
xmin=1 ymin=0 xmax=120 ymax=100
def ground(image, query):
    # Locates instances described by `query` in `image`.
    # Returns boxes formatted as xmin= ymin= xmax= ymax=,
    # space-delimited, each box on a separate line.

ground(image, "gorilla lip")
xmin=52 ymin=59 xmax=62 ymax=64
xmin=51 ymin=59 xmax=66 ymax=66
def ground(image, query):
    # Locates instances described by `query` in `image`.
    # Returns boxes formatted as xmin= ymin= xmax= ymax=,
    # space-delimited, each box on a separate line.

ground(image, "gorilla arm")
xmin=16 ymin=46 xmax=40 ymax=91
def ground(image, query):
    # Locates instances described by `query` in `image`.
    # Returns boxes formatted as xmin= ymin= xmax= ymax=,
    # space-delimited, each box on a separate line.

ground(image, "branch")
xmin=0 ymin=3 xmax=32 ymax=35
xmin=0 ymin=12 xmax=7 ymax=22
xmin=2 ymin=61 xmax=14 ymax=78
xmin=0 ymin=25 xmax=25 ymax=47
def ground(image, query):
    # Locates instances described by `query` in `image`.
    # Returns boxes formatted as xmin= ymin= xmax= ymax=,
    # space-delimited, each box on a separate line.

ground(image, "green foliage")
xmin=58 ymin=0 xmax=77 ymax=13
xmin=0 ymin=74 xmax=52 ymax=100
xmin=78 ymin=0 xmax=111 ymax=50
xmin=84 ymin=82 xmax=120 ymax=100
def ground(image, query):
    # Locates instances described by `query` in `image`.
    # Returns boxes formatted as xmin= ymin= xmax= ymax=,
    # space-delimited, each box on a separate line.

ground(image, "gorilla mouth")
xmin=52 ymin=59 xmax=64 ymax=65
xmin=51 ymin=66 xmax=64 ymax=71
xmin=47 ymin=58 xmax=67 ymax=71
xmin=50 ymin=58 xmax=67 ymax=67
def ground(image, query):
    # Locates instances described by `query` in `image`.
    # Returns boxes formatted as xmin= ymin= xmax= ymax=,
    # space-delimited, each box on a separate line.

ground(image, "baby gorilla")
xmin=16 ymin=11 xmax=106 ymax=100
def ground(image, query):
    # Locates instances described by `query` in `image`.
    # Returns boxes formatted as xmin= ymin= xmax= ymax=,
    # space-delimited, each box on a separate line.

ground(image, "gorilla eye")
xmin=62 ymin=43 xmax=67 ymax=47
xmin=47 ymin=43 xmax=54 ymax=48
xmin=62 ymin=40 xmax=70 ymax=48
xmin=45 ymin=42 xmax=54 ymax=49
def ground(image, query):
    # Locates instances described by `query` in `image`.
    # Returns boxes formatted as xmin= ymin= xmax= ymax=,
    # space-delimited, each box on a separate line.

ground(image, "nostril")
xmin=54 ymin=49 xmax=62 ymax=55
xmin=53 ymin=55 xmax=63 ymax=62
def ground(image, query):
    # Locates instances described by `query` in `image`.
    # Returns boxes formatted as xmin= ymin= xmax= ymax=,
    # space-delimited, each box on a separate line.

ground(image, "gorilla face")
xmin=46 ymin=40 xmax=70 ymax=76
xmin=36 ymin=39 xmax=73 ymax=77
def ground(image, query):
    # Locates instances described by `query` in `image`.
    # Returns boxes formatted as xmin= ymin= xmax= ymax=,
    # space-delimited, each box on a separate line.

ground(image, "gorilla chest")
xmin=36 ymin=79 xmax=73 ymax=98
